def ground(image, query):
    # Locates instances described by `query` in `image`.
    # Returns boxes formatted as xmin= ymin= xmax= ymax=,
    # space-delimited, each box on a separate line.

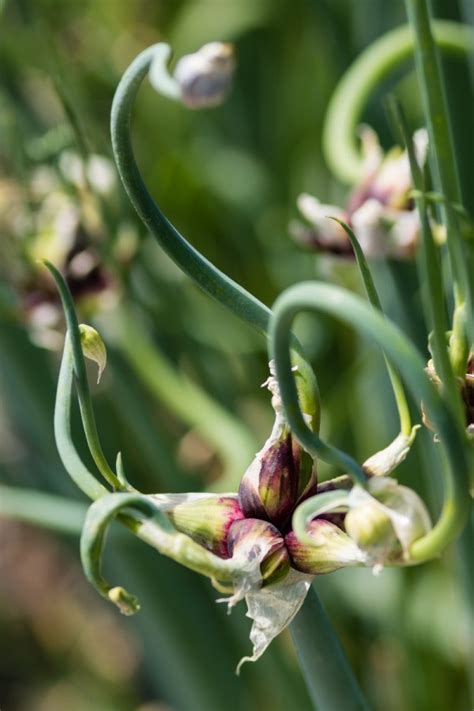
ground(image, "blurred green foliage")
xmin=0 ymin=1 xmax=472 ymax=710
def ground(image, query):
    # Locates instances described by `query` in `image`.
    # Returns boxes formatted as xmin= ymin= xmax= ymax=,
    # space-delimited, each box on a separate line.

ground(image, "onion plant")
xmin=1 ymin=2 xmax=472 ymax=709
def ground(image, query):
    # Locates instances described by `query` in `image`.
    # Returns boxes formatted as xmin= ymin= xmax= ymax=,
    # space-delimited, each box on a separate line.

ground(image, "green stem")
xmin=45 ymin=261 xmax=120 ymax=491
xmin=111 ymin=44 xmax=271 ymax=336
xmin=334 ymin=219 xmax=412 ymax=436
xmin=269 ymin=282 xmax=470 ymax=562
xmin=290 ymin=586 xmax=370 ymax=711
xmin=392 ymin=101 xmax=464 ymax=426
xmin=323 ymin=20 xmax=474 ymax=184
xmin=0 ymin=485 xmax=86 ymax=535
xmin=405 ymin=0 xmax=473 ymax=352
xmin=55 ymin=336 xmax=108 ymax=500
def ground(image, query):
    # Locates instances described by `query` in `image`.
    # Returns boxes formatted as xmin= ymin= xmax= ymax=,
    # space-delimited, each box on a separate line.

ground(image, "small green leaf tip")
xmin=108 ymin=586 xmax=140 ymax=615
xmin=116 ymin=452 xmax=132 ymax=489
xmin=79 ymin=324 xmax=107 ymax=383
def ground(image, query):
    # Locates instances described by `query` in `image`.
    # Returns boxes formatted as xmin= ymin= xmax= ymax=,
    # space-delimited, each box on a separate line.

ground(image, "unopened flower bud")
xmin=362 ymin=426 xmax=420 ymax=477
xmin=167 ymin=495 xmax=244 ymax=559
xmin=371 ymin=479 xmax=431 ymax=554
xmin=346 ymin=478 xmax=431 ymax=563
xmin=293 ymin=127 xmax=431 ymax=261
xmin=79 ymin=324 xmax=106 ymax=383
xmin=173 ymin=42 xmax=235 ymax=109
xmin=228 ymin=519 xmax=290 ymax=587
xmin=344 ymin=503 xmax=396 ymax=551
xmin=285 ymin=519 xmax=367 ymax=574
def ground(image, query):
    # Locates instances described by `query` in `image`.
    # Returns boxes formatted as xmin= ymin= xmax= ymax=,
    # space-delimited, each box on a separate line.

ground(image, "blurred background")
xmin=0 ymin=1 xmax=472 ymax=710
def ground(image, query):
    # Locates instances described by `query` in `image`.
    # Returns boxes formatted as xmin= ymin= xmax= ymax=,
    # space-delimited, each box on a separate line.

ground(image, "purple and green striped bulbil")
xmin=238 ymin=420 xmax=317 ymax=530
xmin=285 ymin=519 xmax=367 ymax=574
xmin=168 ymin=495 xmax=244 ymax=558
xmin=227 ymin=518 xmax=291 ymax=587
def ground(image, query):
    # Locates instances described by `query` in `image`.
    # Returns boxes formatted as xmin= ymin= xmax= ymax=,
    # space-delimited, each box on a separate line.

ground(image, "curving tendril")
xmin=45 ymin=261 xmax=121 ymax=492
xmin=111 ymin=45 xmax=271 ymax=336
xmin=110 ymin=43 xmax=373 ymax=468
xmin=81 ymin=493 xmax=159 ymax=614
xmin=323 ymin=20 xmax=474 ymax=184
xmin=269 ymin=281 xmax=471 ymax=562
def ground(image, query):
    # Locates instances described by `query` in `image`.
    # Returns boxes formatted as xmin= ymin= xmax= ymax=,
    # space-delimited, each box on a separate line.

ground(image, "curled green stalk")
xmin=81 ymin=493 xmax=166 ymax=614
xmin=45 ymin=261 xmax=120 ymax=491
xmin=111 ymin=44 xmax=271 ymax=336
xmin=323 ymin=20 xmax=474 ymax=185
xmin=110 ymin=43 xmax=369 ymax=464
xmin=111 ymin=46 xmax=379 ymax=474
xmin=269 ymin=281 xmax=470 ymax=562
xmin=332 ymin=218 xmax=412 ymax=438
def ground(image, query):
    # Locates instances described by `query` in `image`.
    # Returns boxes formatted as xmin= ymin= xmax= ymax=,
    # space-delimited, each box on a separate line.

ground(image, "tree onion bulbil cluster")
xmin=14 ymin=4 xmax=473 ymax=710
